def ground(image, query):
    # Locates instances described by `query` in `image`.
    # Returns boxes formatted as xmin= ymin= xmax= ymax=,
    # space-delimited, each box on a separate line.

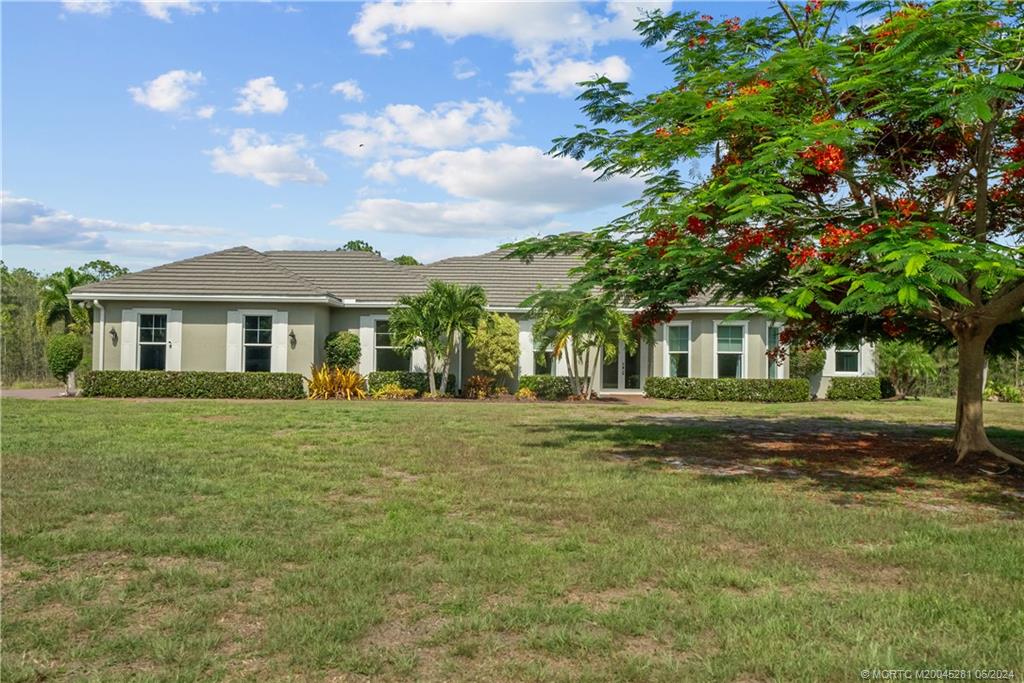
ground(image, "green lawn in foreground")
xmin=2 ymin=397 xmax=1023 ymax=681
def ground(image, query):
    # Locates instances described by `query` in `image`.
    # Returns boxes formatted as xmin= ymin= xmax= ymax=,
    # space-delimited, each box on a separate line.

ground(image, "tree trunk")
xmin=440 ymin=333 xmax=456 ymax=396
xmin=426 ymin=348 xmax=437 ymax=395
xmin=953 ymin=330 xmax=1023 ymax=465
xmin=66 ymin=370 xmax=77 ymax=397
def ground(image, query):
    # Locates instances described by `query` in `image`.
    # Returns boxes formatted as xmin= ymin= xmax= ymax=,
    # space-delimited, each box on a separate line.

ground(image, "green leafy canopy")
xmin=510 ymin=0 xmax=1024 ymax=353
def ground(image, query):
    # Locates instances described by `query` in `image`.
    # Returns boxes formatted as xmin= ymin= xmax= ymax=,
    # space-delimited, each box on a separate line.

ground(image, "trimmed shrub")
xmin=518 ymin=375 xmax=576 ymax=400
xmin=826 ymin=376 xmax=882 ymax=401
xmin=366 ymin=371 xmax=452 ymax=396
xmin=371 ymin=382 xmax=418 ymax=400
xmin=790 ymin=347 xmax=826 ymax=380
xmin=47 ymin=333 xmax=84 ymax=385
xmin=470 ymin=313 xmax=520 ymax=383
xmin=644 ymin=377 xmax=811 ymax=402
xmin=515 ymin=387 xmax=537 ymax=401
xmin=325 ymin=331 xmax=361 ymax=370
xmin=80 ymin=370 xmax=305 ymax=399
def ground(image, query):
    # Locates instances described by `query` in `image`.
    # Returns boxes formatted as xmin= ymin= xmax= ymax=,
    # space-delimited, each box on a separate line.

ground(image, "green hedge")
xmin=826 ymin=376 xmax=882 ymax=401
xmin=644 ymin=377 xmax=810 ymax=402
xmin=366 ymin=371 xmax=452 ymax=395
xmin=518 ymin=375 xmax=577 ymax=400
xmin=80 ymin=371 xmax=306 ymax=399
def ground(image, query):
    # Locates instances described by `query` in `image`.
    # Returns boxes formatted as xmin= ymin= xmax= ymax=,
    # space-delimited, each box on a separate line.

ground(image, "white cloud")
xmin=1 ymin=192 xmax=220 ymax=254
xmin=138 ymin=0 xmax=203 ymax=22
xmin=207 ymin=129 xmax=328 ymax=186
xmin=128 ymin=69 xmax=204 ymax=113
xmin=233 ymin=76 xmax=289 ymax=115
xmin=323 ymin=98 xmax=515 ymax=159
xmin=61 ymin=1 xmax=113 ymax=16
xmin=349 ymin=1 xmax=660 ymax=56
xmin=0 ymin=193 xmax=341 ymax=265
xmin=332 ymin=198 xmax=552 ymax=236
xmin=367 ymin=145 xmax=639 ymax=211
xmin=330 ymin=80 xmax=365 ymax=102
xmin=509 ymin=55 xmax=630 ymax=95
xmin=452 ymin=58 xmax=478 ymax=80
xmin=196 ymin=105 xmax=216 ymax=119
xmin=349 ymin=1 xmax=661 ymax=93
xmin=334 ymin=145 xmax=640 ymax=236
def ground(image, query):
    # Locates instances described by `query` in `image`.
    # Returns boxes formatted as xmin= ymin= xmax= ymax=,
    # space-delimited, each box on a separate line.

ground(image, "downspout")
xmin=93 ymin=300 xmax=105 ymax=370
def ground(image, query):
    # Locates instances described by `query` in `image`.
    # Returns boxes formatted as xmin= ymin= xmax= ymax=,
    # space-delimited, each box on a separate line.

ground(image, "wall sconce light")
xmin=109 ymin=327 xmax=118 ymax=345
xmin=289 ymin=329 xmax=297 ymax=348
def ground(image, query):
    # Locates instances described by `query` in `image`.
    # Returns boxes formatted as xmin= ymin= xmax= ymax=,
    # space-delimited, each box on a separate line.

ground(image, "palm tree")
xmin=389 ymin=281 xmax=487 ymax=395
xmin=526 ymin=289 xmax=631 ymax=399
xmin=37 ymin=268 xmax=95 ymax=335
xmin=878 ymin=341 xmax=939 ymax=399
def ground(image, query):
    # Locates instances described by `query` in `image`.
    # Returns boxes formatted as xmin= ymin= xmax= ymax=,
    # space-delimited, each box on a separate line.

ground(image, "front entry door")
xmin=602 ymin=340 xmax=644 ymax=391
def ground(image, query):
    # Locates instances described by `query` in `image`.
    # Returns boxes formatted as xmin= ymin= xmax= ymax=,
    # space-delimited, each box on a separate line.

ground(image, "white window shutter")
xmin=226 ymin=310 xmax=242 ymax=372
xmin=166 ymin=309 xmax=183 ymax=371
xmin=517 ymin=319 xmax=533 ymax=378
xmin=358 ymin=316 xmax=374 ymax=375
xmin=119 ymin=309 xmax=137 ymax=370
xmin=271 ymin=311 xmax=288 ymax=372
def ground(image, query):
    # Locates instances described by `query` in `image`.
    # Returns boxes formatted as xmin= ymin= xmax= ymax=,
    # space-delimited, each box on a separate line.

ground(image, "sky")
xmin=2 ymin=0 xmax=771 ymax=273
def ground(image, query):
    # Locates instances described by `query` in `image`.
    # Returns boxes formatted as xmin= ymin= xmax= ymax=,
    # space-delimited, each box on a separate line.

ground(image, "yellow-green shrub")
xmin=307 ymin=364 xmax=367 ymax=400
xmin=371 ymin=382 xmax=418 ymax=400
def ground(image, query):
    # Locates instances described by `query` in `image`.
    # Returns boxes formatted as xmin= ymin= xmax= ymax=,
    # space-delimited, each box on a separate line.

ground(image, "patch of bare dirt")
xmin=379 ymin=466 xmax=421 ymax=484
xmin=193 ymin=415 xmax=238 ymax=423
xmin=559 ymin=580 xmax=660 ymax=610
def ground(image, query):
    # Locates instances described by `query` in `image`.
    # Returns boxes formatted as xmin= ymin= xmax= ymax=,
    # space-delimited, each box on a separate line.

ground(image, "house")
xmin=68 ymin=245 xmax=874 ymax=396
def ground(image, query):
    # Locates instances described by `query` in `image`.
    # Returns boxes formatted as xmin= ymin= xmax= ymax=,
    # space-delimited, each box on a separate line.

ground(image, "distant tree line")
xmin=1 ymin=260 xmax=127 ymax=386
xmin=338 ymin=240 xmax=419 ymax=265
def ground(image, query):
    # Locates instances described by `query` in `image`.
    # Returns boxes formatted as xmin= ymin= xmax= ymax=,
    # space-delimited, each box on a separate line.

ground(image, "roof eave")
xmin=69 ymin=292 xmax=340 ymax=304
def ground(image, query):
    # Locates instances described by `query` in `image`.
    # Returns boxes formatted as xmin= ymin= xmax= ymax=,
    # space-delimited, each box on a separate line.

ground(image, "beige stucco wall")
xmin=648 ymin=313 xmax=783 ymax=381
xmin=88 ymin=301 xmax=867 ymax=396
xmin=92 ymin=301 xmax=329 ymax=374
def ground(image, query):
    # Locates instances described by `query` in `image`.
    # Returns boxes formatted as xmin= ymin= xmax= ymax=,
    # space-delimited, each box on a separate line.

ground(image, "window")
xmin=835 ymin=347 xmax=860 ymax=373
xmin=767 ymin=324 xmax=782 ymax=380
xmin=716 ymin=324 xmax=744 ymax=378
xmin=138 ymin=313 xmax=167 ymax=370
xmin=374 ymin=320 xmax=408 ymax=371
xmin=666 ymin=325 xmax=689 ymax=378
xmin=244 ymin=315 xmax=272 ymax=372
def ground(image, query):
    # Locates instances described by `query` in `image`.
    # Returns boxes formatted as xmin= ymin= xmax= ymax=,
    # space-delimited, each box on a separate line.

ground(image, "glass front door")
xmin=602 ymin=339 xmax=644 ymax=391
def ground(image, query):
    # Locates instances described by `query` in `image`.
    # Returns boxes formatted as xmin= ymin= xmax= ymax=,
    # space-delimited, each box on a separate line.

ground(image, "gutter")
xmin=69 ymin=292 xmax=338 ymax=304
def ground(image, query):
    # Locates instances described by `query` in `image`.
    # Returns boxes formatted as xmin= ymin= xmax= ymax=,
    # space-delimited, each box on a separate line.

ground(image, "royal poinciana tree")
xmin=511 ymin=1 xmax=1024 ymax=463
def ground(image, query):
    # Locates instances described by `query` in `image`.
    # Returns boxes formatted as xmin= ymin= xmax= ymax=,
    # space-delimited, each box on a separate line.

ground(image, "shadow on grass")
xmin=524 ymin=414 xmax=1024 ymax=511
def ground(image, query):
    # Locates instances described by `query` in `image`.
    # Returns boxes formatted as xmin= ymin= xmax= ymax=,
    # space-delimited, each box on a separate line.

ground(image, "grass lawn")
xmin=3 ymin=397 xmax=1023 ymax=681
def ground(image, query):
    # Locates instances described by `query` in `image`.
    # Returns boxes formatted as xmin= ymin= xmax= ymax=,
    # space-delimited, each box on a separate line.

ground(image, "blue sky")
xmin=2 ymin=0 xmax=771 ymax=272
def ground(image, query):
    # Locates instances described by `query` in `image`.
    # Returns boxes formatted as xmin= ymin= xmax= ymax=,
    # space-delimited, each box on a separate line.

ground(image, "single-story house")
xmin=69 ymin=245 xmax=873 ymax=396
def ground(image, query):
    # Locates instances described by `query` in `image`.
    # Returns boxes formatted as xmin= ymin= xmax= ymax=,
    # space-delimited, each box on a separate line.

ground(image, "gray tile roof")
xmin=70 ymin=246 xmax=331 ymax=298
xmin=70 ymin=244 xmax=723 ymax=309
xmin=421 ymin=248 xmax=581 ymax=308
xmin=262 ymin=250 xmax=427 ymax=302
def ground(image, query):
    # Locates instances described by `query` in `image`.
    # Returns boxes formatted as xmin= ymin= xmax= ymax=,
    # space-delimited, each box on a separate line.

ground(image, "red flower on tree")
xmin=787 ymin=245 xmax=818 ymax=269
xmin=800 ymin=142 xmax=846 ymax=174
xmin=631 ymin=303 xmax=676 ymax=330
xmin=685 ymin=215 xmax=707 ymax=236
